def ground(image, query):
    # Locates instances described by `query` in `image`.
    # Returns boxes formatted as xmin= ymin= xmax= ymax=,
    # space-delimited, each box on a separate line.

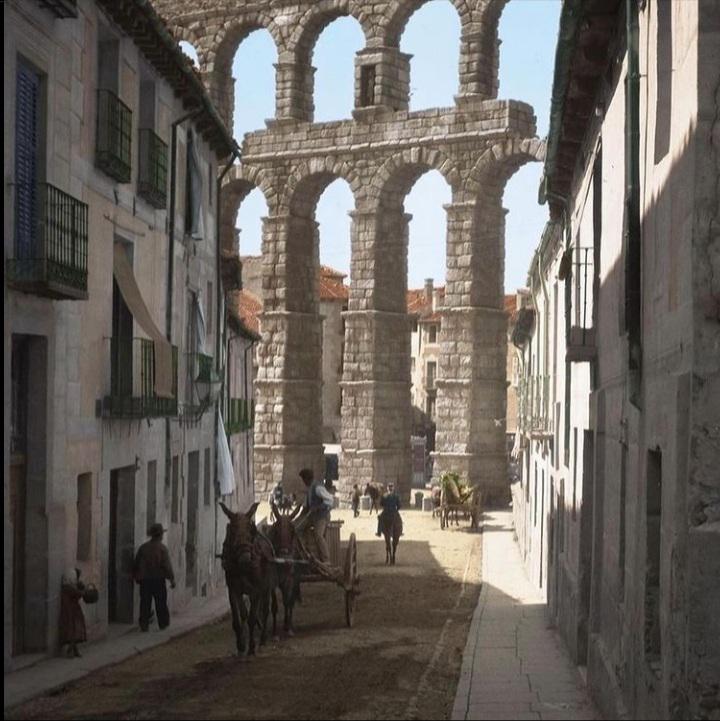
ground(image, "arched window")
xmin=231 ymin=30 xmax=277 ymax=139
xmin=317 ymin=179 xmax=353 ymax=277
xmin=313 ymin=17 xmax=365 ymax=122
xmin=236 ymin=188 xmax=268 ymax=258
xmin=406 ymin=170 xmax=451 ymax=289
xmin=400 ymin=1 xmax=460 ymax=111
xmin=179 ymin=40 xmax=200 ymax=68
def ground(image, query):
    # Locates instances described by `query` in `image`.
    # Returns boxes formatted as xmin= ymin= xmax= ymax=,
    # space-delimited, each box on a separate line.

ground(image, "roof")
xmin=96 ymin=0 xmax=236 ymax=158
xmin=319 ymin=267 xmax=349 ymax=301
xmin=228 ymin=289 xmax=262 ymax=340
xmin=407 ymin=286 xmax=445 ymax=321
xmin=540 ymin=0 xmax=621 ymax=216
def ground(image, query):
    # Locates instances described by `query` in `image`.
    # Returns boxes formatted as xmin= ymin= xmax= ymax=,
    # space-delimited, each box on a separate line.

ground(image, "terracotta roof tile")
xmin=319 ymin=267 xmax=349 ymax=301
xmin=228 ymin=289 xmax=262 ymax=336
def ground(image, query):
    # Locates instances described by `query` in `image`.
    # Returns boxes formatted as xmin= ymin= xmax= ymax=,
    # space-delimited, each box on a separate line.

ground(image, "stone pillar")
xmin=456 ymin=25 xmax=499 ymax=104
xmin=204 ymin=68 xmax=235 ymax=134
xmin=253 ymin=215 xmax=324 ymax=497
xmin=339 ymin=210 xmax=412 ymax=501
xmin=352 ymin=47 xmax=411 ymax=117
xmin=433 ymin=201 xmax=508 ymax=499
xmin=273 ymin=59 xmax=315 ymax=123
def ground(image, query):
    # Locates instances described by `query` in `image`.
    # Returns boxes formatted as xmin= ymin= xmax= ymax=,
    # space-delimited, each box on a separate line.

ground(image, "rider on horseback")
xmin=375 ymin=483 xmax=403 ymax=538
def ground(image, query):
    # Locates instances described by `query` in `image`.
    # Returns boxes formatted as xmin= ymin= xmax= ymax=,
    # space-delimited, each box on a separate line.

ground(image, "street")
xmin=6 ymin=508 xmax=482 ymax=720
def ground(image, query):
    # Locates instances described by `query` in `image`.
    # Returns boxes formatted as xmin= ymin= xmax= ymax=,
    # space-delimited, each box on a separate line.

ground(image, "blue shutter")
xmin=15 ymin=61 xmax=41 ymax=260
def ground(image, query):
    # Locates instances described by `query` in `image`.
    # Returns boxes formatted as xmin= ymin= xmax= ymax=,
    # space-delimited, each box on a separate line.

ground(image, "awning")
xmin=112 ymin=244 xmax=174 ymax=399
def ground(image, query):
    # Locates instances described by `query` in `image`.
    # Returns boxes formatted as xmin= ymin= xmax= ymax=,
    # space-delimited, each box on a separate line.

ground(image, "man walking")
xmin=133 ymin=523 xmax=176 ymax=631
xmin=298 ymin=468 xmax=333 ymax=563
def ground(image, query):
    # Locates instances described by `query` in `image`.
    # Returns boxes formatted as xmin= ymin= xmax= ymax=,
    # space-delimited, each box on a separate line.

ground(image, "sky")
xmin=189 ymin=0 xmax=562 ymax=292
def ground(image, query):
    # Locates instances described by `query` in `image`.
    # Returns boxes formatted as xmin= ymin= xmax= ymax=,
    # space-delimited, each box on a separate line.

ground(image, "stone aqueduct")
xmin=154 ymin=0 xmax=545 ymax=499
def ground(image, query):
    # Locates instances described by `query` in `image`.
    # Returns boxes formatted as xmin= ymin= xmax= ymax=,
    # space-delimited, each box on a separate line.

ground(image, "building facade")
xmin=512 ymin=1 xmax=720 ymax=718
xmin=4 ymin=0 xmax=251 ymax=671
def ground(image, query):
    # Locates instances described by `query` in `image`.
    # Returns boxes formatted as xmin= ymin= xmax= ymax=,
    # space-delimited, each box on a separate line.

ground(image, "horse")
xmin=380 ymin=510 xmax=403 ymax=565
xmin=267 ymin=502 xmax=303 ymax=637
xmin=219 ymin=501 xmax=277 ymax=657
xmin=364 ymin=483 xmax=385 ymax=514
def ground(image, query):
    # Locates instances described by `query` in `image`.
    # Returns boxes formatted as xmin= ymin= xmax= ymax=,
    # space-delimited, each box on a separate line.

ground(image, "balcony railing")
xmin=7 ymin=182 xmax=88 ymax=299
xmin=96 ymin=89 xmax=132 ymax=183
xmin=567 ymin=246 xmax=597 ymax=363
xmin=102 ymin=337 xmax=178 ymax=418
xmin=138 ymin=129 xmax=168 ymax=209
xmin=225 ymin=398 xmax=255 ymax=435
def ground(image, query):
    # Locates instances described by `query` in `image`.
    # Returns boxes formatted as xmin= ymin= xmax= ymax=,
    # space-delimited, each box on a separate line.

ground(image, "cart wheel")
xmin=343 ymin=533 xmax=358 ymax=628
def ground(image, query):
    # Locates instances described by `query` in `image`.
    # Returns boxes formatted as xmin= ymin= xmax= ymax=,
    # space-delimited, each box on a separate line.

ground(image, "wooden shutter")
xmin=15 ymin=60 xmax=41 ymax=260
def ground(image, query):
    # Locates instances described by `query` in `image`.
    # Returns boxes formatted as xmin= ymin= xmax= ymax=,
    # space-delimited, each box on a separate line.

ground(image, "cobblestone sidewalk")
xmin=3 ymin=594 xmax=229 ymax=711
xmin=452 ymin=510 xmax=600 ymax=721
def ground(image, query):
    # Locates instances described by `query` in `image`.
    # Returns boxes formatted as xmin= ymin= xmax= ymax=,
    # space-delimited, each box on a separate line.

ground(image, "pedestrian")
xmin=351 ymin=484 xmax=361 ymax=518
xmin=270 ymin=479 xmax=284 ymax=508
xmin=376 ymin=482 xmax=403 ymax=537
xmin=133 ymin=523 xmax=176 ymax=632
xmin=59 ymin=567 xmax=87 ymax=658
xmin=297 ymin=468 xmax=333 ymax=563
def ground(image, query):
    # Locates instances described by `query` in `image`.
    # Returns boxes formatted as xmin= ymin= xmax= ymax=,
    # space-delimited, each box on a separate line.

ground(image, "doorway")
xmin=10 ymin=334 xmax=49 ymax=655
xmin=186 ymin=451 xmax=199 ymax=593
xmin=109 ymin=466 xmax=136 ymax=624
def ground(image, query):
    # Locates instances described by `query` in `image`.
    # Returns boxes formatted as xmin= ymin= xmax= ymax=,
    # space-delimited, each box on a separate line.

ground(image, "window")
xmin=359 ymin=65 xmax=376 ymax=107
xmin=14 ymin=58 xmax=44 ymax=262
xmin=204 ymin=447 xmax=211 ymax=506
xmin=171 ymin=455 xmax=179 ymax=523
xmin=654 ymin=0 xmax=672 ymax=163
xmin=185 ymin=130 xmax=204 ymax=239
xmin=137 ymin=71 xmax=167 ymax=209
xmin=147 ymin=460 xmax=157 ymax=529
xmin=426 ymin=361 xmax=437 ymax=389
xmin=76 ymin=474 xmax=92 ymax=561
xmin=206 ymin=281 xmax=213 ymax=337
xmin=428 ymin=324 xmax=438 ymax=343
xmin=645 ymin=448 xmax=662 ymax=672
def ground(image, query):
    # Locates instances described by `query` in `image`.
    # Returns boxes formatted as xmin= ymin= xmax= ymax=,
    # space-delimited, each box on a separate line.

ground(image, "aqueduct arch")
xmin=155 ymin=0 xmax=544 ymax=499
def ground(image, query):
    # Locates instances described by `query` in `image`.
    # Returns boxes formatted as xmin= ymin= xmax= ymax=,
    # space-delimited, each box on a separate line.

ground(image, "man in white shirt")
xmin=298 ymin=468 xmax=333 ymax=563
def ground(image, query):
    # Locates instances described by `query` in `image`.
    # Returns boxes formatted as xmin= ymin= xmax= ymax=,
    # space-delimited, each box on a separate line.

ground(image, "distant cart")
xmin=439 ymin=477 xmax=482 ymax=532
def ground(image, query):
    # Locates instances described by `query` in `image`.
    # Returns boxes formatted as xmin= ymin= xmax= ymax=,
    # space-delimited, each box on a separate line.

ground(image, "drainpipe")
xmin=244 ymin=340 xmax=255 ymax=499
xmin=165 ymin=109 xmax=201 ymax=514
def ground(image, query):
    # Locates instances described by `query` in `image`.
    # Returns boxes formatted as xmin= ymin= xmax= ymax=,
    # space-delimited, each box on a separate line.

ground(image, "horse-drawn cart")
xmin=279 ymin=527 xmax=361 ymax=627
xmin=439 ymin=473 xmax=482 ymax=531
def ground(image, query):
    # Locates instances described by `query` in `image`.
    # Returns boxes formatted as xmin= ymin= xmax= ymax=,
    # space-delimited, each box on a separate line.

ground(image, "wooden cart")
xmin=291 ymin=527 xmax=361 ymax=627
xmin=439 ymin=485 xmax=482 ymax=531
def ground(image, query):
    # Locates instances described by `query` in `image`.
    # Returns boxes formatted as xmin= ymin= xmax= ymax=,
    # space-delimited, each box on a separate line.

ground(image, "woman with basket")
xmin=59 ymin=568 xmax=97 ymax=658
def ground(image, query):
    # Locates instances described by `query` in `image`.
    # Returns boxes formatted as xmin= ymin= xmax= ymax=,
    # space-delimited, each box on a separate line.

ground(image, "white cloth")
xmin=217 ymin=408 xmax=235 ymax=496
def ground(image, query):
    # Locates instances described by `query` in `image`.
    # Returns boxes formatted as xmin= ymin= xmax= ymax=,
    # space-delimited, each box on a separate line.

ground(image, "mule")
xmin=219 ymin=501 xmax=276 ymax=657
xmin=268 ymin=502 xmax=303 ymax=637
xmin=380 ymin=510 xmax=403 ymax=565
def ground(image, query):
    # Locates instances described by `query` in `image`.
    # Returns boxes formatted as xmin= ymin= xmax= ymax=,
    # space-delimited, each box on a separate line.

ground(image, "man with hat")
xmin=133 ymin=523 xmax=176 ymax=632
xmin=297 ymin=467 xmax=333 ymax=563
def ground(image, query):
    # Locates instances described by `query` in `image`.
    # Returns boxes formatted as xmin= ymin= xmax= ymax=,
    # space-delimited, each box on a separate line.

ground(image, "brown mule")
xmin=268 ymin=502 xmax=303 ymax=637
xmin=380 ymin=511 xmax=403 ymax=565
xmin=219 ymin=501 xmax=276 ymax=657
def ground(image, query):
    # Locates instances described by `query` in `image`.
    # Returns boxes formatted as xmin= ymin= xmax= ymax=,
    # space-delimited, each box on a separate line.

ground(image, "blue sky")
xmin=209 ymin=0 xmax=562 ymax=292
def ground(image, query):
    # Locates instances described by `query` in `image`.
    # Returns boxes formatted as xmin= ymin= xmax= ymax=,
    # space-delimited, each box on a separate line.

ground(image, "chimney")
xmin=424 ymin=278 xmax=433 ymax=302
xmin=433 ymin=287 xmax=443 ymax=312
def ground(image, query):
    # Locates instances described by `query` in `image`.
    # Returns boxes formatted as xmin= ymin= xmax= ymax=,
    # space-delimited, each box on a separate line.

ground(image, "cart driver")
xmin=297 ymin=468 xmax=333 ymax=563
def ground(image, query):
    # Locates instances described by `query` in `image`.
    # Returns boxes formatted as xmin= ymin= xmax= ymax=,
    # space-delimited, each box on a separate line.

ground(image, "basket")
xmin=82 ymin=584 xmax=99 ymax=604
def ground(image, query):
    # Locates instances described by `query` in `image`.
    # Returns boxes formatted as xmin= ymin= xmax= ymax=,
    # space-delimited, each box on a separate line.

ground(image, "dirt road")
xmin=6 ymin=507 xmax=481 ymax=720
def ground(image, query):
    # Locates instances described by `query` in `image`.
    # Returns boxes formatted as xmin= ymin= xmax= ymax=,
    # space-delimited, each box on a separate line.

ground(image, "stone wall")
xmin=157 ymin=0 xmax=545 ymax=500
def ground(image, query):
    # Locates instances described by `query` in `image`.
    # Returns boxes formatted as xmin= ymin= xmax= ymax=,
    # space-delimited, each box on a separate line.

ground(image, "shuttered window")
xmin=15 ymin=60 xmax=41 ymax=260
